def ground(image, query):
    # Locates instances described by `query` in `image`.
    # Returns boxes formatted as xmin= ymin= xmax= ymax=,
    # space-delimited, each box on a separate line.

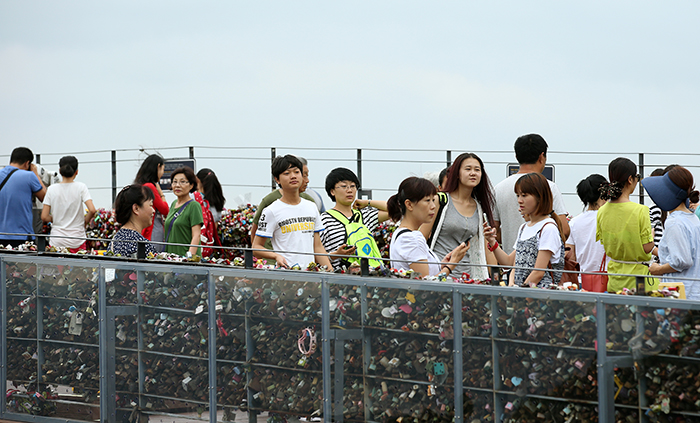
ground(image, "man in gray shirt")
xmin=492 ymin=134 xmax=570 ymax=254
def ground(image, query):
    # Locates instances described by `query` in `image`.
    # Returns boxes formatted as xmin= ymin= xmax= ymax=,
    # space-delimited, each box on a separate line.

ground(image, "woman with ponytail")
xmin=41 ymin=156 xmax=96 ymax=252
xmin=388 ymin=177 xmax=468 ymax=278
xmin=565 ymin=174 xmax=609 ymax=283
xmin=644 ymin=166 xmax=700 ymax=299
xmin=483 ymin=172 xmax=565 ymax=288
xmin=596 ymin=157 xmax=657 ymax=292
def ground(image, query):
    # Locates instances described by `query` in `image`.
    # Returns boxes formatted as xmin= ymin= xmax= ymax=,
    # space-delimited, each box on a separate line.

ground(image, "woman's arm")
xmin=84 ymin=199 xmax=96 ymax=227
xmin=354 ymin=199 xmax=390 ymax=223
xmin=189 ymin=224 xmax=202 ymax=256
xmin=649 ymin=262 xmax=678 ymax=276
xmin=151 ymin=184 xmax=169 ymax=215
xmin=523 ymin=250 xmax=554 ymax=287
xmin=41 ymin=204 xmax=52 ymax=223
xmin=643 ymin=241 xmax=655 ymax=254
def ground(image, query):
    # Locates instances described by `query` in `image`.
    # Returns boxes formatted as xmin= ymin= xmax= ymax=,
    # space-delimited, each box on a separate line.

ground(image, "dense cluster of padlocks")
xmin=5 ymin=258 xmax=700 ymax=422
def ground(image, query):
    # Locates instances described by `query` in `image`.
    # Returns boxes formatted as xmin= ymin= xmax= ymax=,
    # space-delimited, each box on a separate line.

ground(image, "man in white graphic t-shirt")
xmin=253 ymin=155 xmax=332 ymax=269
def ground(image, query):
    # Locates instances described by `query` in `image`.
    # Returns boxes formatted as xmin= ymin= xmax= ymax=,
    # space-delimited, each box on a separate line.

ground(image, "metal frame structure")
xmin=3 ymin=253 xmax=700 ymax=423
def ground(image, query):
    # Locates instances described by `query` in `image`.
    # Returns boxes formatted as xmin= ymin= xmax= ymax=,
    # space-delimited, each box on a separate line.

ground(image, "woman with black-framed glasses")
xmin=164 ymin=167 xmax=203 ymax=257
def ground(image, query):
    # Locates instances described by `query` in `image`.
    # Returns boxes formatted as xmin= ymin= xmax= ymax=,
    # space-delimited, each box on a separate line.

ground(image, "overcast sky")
xmin=3 ymin=1 xmax=700 ymax=212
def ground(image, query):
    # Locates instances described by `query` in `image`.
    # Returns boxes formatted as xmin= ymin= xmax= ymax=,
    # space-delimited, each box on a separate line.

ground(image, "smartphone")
xmin=483 ymin=213 xmax=489 ymax=226
xmin=463 ymin=235 xmax=473 ymax=245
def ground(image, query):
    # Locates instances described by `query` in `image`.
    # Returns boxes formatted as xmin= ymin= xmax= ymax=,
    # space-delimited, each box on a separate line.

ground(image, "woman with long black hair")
xmin=134 ymin=154 xmax=168 ymax=250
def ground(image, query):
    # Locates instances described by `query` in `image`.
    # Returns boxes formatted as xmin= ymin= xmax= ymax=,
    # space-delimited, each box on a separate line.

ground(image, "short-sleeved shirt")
xmin=165 ymin=200 xmax=204 ymax=256
xmin=0 ymin=165 xmax=43 ymax=241
xmin=390 ymin=229 xmax=441 ymax=277
xmin=658 ymin=211 xmax=700 ymax=300
xmin=320 ymin=207 xmax=379 ymax=269
xmin=566 ymin=210 xmax=607 ymax=275
xmin=252 ymin=189 xmax=316 ymax=250
xmin=493 ymin=173 xmax=567 ymax=254
xmin=596 ymin=201 xmax=656 ymax=292
xmin=43 ymin=182 xmax=92 ymax=249
xmin=110 ymin=228 xmax=158 ymax=257
xmin=256 ymin=198 xmax=324 ymax=268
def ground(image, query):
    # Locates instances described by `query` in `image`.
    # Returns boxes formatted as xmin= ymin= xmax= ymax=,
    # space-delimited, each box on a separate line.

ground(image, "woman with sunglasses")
xmin=164 ymin=167 xmax=203 ymax=257
xmin=596 ymin=158 xmax=657 ymax=292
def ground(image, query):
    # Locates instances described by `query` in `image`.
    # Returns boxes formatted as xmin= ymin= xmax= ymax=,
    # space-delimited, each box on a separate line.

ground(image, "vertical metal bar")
xmin=208 ymin=271 xmax=217 ymax=423
xmin=596 ymin=298 xmax=613 ymax=423
xmin=333 ymin=332 xmax=344 ymax=422
xmin=490 ymin=294 xmax=502 ymax=422
xmin=0 ymin=257 xmax=6 ymax=416
xmin=99 ymin=265 xmax=110 ymax=422
xmin=452 ymin=289 xmax=463 ymax=423
xmin=105 ymin=308 xmax=118 ymax=423
xmin=361 ymin=283 xmax=371 ymax=422
xmin=271 ymin=148 xmax=277 ymax=191
xmin=321 ymin=278 xmax=333 ymax=421
xmin=245 ymin=294 xmax=255 ymax=423
xmin=638 ymin=153 xmax=645 ymax=205
xmin=360 ymin=258 xmax=369 ymax=277
xmin=189 ymin=146 xmax=195 ymax=160
xmin=357 ymin=149 xmax=363 ymax=189
xmin=244 ymin=249 xmax=253 ymax=269
xmin=111 ymin=151 xmax=117 ymax=205
xmin=137 ymin=269 xmax=145 ymax=408
xmin=446 ymin=150 xmax=452 ymax=168
xmin=636 ymin=304 xmax=648 ymax=417
xmin=35 ymin=154 xmax=41 ymax=165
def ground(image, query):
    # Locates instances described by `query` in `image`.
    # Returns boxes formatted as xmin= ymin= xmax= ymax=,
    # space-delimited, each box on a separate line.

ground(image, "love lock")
xmin=433 ymin=362 xmax=446 ymax=376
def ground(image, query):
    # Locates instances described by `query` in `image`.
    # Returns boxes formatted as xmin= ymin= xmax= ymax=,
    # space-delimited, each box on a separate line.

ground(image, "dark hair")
xmin=196 ymin=168 xmax=226 ymax=211
xmin=602 ymin=157 xmax=637 ymax=201
xmin=514 ymin=134 xmax=548 ymax=165
xmin=271 ymin=155 xmax=304 ymax=183
xmin=667 ymin=166 xmax=700 ymax=204
xmin=58 ymin=156 xmax=78 ymax=178
xmin=576 ymin=174 xmax=608 ymax=208
xmin=514 ymin=173 xmax=565 ymax=242
xmin=663 ymin=164 xmax=680 ymax=174
xmin=113 ymin=184 xmax=154 ymax=226
xmin=441 ymin=153 xmax=496 ymax=224
xmin=650 ymin=168 xmax=664 ymax=177
xmin=10 ymin=147 xmax=33 ymax=165
xmin=171 ymin=167 xmax=198 ymax=193
xmin=387 ymin=177 xmax=437 ymax=221
xmin=438 ymin=167 xmax=449 ymax=188
xmin=134 ymin=154 xmax=165 ymax=185
xmin=325 ymin=167 xmax=360 ymax=201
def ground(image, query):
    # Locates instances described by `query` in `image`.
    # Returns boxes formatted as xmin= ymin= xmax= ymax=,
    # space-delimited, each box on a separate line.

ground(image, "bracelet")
xmin=368 ymin=200 xmax=371 ymax=207
xmin=488 ymin=241 xmax=499 ymax=252
xmin=441 ymin=265 xmax=452 ymax=274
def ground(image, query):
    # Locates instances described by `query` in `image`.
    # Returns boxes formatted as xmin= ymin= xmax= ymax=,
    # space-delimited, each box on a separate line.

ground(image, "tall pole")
xmin=638 ymin=153 xmax=645 ymax=205
xmin=111 ymin=150 xmax=117 ymax=204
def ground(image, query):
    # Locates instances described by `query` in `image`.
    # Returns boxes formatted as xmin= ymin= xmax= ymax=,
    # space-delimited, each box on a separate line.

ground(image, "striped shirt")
xmin=649 ymin=204 xmax=664 ymax=247
xmin=320 ymin=207 xmax=379 ymax=269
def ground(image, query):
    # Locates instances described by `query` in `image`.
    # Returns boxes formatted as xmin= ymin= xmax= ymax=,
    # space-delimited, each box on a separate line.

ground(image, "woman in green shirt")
xmin=165 ymin=167 xmax=203 ymax=257
xmin=596 ymin=158 xmax=657 ymax=293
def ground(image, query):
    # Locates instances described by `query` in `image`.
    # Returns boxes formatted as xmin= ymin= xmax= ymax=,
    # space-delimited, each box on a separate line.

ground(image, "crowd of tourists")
xmin=2 ymin=134 xmax=699 ymax=299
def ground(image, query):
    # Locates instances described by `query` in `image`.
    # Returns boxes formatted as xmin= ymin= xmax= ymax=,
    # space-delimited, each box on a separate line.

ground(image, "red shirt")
xmin=141 ymin=182 xmax=170 ymax=240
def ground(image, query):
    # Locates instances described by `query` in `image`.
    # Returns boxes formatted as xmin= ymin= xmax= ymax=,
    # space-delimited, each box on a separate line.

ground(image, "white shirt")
xmin=256 ymin=198 xmax=325 ymax=268
xmin=390 ymin=229 xmax=441 ymax=276
xmin=566 ymin=210 xmax=607 ymax=275
xmin=515 ymin=218 xmax=562 ymax=264
xmin=43 ymin=181 xmax=92 ymax=249
xmin=493 ymin=173 xmax=567 ymax=254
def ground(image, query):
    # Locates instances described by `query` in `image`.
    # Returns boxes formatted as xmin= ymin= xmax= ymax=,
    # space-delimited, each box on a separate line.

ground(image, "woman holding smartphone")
xmin=421 ymin=153 xmax=497 ymax=281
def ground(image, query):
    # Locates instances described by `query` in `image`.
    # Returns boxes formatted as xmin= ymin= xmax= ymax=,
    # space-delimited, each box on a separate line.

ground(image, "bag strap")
xmin=599 ymin=253 xmax=607 ymax=272
xmin=165 ymin=200 xmax=193 ymax=242
xmin=0 ymin=168 xmax=19 ymax=193
xmin=394 ymin=228 xmax=412 ymax=241
xmin=427 ymin=192 xmax=449 ymax=247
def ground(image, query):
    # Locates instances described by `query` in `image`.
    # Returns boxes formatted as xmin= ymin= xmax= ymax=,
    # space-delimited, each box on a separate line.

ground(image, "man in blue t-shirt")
xmin=0 ymin=147 xmax=47 ymax=247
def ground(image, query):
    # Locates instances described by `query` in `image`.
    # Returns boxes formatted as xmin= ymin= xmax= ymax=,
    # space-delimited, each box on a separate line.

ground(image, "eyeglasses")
xmin=636 ymin=174 xmax=642 ymax=181
xmin=171 ymin=180 xmax=190 ymax=186
xmin=335 ymin=184 xmax=357 ymax=191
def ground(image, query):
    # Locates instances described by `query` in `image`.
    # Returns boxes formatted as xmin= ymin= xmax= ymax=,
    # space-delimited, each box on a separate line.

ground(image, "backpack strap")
xmin=394 ymin=228 xmax=412 ymax=241
xmin=0 ymin=168 xmax=19 ymax=193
